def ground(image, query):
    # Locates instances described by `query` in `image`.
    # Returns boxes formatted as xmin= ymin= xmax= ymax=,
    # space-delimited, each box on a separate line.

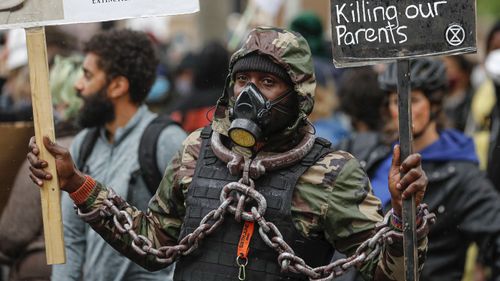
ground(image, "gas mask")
xmin=228 ymin=83 xmax=297 ymax=148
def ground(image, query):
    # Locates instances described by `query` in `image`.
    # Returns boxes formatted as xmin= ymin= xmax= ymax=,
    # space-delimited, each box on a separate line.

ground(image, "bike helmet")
xmin=378 ymin=58 xmax=448 ymax=97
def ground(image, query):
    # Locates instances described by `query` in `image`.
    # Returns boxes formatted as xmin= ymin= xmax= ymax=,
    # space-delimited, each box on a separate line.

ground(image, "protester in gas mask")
xmin=27 ymin=27 xmax=432 ymax=281
xmin=226 ymin=52 xmax=300 ymax=150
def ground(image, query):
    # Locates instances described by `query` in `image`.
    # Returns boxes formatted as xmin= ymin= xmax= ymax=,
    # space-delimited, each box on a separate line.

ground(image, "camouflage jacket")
xmin=78 ymin=129 xmax=427 ymax=281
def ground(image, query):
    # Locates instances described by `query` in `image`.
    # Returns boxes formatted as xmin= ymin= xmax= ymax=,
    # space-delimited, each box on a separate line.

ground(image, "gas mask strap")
xmin=270 ymin=88 xmax=294 ymax=106
xmin=269 ymin=89 xmax=295 ymax=115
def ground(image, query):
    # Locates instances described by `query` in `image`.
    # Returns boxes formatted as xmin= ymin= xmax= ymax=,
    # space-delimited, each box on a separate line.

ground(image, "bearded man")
xmin=49 ymin=29 xmax=186 ymax=281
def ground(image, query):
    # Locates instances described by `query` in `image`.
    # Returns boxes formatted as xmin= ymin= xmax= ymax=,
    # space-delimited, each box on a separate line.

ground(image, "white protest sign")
xmin=0 ymin=0 xmax=199 ymax=29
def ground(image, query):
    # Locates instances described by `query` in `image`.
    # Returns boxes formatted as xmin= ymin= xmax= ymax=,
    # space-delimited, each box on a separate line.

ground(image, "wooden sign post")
xmin=330 ymin=0 xmax=476 ymax=279
xmin=0 ymin=0 xmax=199 ymax=265
xmin=26 ymin=27 xmax=65 ymax=264
xmin=396 ymin=60 xmax=417 ymax=281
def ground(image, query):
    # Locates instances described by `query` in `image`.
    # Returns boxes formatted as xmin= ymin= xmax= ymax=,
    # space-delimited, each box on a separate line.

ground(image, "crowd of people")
xmin=0 ymin=9 xmax=499 ymax=281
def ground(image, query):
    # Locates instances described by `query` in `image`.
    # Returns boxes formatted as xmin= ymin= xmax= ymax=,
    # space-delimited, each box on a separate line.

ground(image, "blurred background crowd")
xmin=0 ymin=0 xmax=499 ymax=280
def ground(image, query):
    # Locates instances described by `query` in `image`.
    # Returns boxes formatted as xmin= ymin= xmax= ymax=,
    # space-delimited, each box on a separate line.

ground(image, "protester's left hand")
xmin=388 ymin=145 xmax=427 ymax=217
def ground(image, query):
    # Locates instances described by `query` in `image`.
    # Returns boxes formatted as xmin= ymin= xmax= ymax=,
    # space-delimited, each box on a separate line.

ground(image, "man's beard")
xmin=76 ymin=86 xmax=115 ymax=128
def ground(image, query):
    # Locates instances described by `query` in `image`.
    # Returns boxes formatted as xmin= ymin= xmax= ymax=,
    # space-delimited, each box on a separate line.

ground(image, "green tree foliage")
xmin=478 ymin=0 xmax=500 ymax=17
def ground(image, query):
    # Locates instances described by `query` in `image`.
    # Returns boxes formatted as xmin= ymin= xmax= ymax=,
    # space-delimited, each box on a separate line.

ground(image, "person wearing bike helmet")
xmin=340 ymin=58 xmax=500 ymax=281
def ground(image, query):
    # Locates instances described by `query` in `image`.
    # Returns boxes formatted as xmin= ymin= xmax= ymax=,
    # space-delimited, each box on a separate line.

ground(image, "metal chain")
xmin=250 ymin=204 xmax=399 ymax=280
xmin=78 ymin=174 xmax=434 ymax=280
xmin=83 ymin=190 xmax=233 ymax=264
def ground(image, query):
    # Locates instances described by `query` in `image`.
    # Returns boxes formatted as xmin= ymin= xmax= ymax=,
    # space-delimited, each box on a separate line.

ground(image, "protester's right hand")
xmin=28 ymin=136 xmax=85 ymax=193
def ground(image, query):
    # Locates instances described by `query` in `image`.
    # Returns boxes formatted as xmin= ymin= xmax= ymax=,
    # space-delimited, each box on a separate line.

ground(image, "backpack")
xmin=76 ymin=114 xmax=179 ymax=195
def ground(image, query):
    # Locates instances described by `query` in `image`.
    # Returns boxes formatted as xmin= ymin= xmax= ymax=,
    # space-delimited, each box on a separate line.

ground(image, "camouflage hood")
xmin=212 ymin=27 xmax=316 ymax=140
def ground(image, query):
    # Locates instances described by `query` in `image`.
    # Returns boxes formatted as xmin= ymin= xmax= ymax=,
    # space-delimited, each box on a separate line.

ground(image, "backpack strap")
xmin=76 ymin=127 xmax=100 ymax=172
xmin=139 ymin=114 xmax=180 ymax=195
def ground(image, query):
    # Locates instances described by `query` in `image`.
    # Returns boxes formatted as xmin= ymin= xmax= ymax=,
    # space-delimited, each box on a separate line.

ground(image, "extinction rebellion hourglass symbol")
xmin=446 ymin=24 xmax=466 ymax=46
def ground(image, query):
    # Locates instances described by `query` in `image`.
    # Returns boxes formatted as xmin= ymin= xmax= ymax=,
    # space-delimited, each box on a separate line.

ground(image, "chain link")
xmin=78 ymin=171 xmax=434 ymax=281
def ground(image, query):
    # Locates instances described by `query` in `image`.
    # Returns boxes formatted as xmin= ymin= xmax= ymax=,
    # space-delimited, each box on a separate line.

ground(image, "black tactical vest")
xmin=174 ymin=127 xmax=335 ymax=281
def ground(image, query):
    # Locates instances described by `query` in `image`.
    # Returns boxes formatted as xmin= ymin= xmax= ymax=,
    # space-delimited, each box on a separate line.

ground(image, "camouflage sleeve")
xmin=76 ymin=130 xmax=202 ymax=271
xmin=294 ymin=151 xmax=427 ymax=281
